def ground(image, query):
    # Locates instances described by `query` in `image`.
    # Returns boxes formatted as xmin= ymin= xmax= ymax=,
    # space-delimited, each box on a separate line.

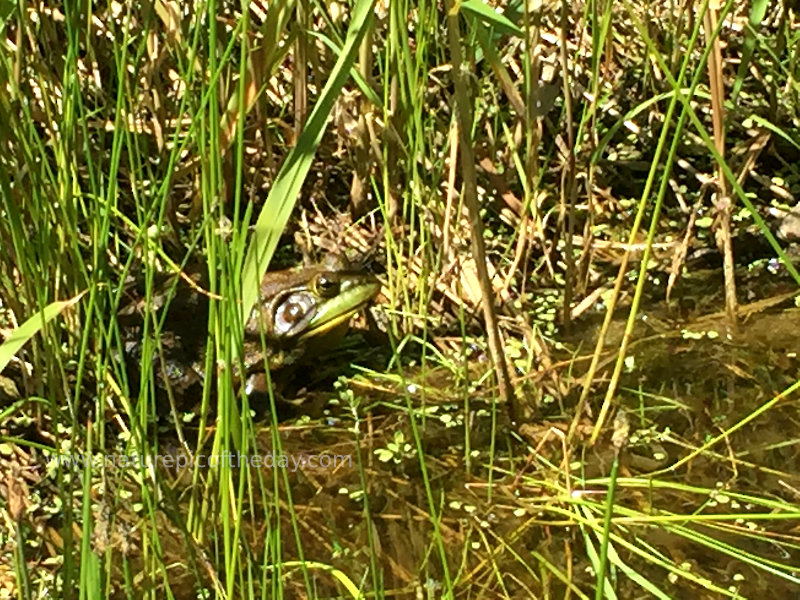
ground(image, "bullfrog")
xmin=120 ymin=257 xmax=380 ymax=410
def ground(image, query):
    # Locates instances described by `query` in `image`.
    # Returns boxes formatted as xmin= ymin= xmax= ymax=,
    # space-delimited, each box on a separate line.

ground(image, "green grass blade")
xmin=241 ymin=0 xmax=378 ymax=319
xmin=460 ymin=0 xmax=523 ymax=37
xmin=0 ymin=290 xmax=86 ymax=373
xmin=731 ymin=0 xmax=769 ymax=101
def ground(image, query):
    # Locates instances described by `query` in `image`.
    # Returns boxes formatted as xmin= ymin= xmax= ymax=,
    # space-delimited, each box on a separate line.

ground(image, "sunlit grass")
xmin=1 ymin=0 xmax=800 ymax=598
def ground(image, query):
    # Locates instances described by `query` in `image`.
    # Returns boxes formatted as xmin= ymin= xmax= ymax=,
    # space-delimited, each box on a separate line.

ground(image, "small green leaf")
xmin=375 ymin=448 xmax=394 ymax=463
xmin=696 ymin=216 xmax=713 ymax=229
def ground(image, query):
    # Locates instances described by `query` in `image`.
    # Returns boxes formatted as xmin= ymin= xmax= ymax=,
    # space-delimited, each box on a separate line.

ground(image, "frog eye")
xmin=273 ymin=292 xmax=316 ymax=337
xmin=315 ymin=274 xmax=340 ymax=297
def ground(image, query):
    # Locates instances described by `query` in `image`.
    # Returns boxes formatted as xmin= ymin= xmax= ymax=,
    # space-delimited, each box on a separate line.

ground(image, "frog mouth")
xmin=298 ymin=278 xmax=380 ymax=340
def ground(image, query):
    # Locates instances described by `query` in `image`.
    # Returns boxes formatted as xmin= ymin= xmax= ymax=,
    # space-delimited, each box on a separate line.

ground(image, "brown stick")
xmin=444 ymin=0 xmax=518 ymax=421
